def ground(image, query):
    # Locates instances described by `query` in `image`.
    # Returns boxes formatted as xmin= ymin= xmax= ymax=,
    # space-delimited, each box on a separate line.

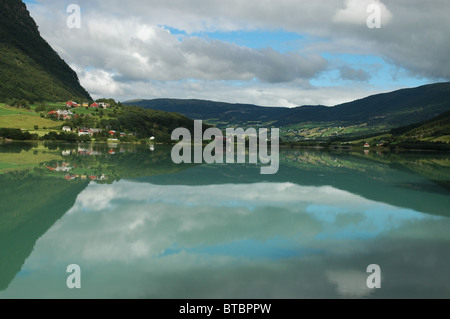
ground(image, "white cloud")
xmin=25 ymin=0 xmax=450 ymax=105
xmin=333 ymin=0 xmax=393 ymax=26
xmin=2 ymin=178 xmax=444 ymax=298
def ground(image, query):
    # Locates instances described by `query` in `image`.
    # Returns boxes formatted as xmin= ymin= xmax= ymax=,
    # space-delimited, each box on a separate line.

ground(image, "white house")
xmin=57 ymin=110 xmax=73 ymax=117
xmin=62 ymin=126 xmax=72 ymax=132
xmin=98 ymin=102 xmax=110 ymax=109
xmin=78 ymin=130 xmax=92 ymax=137
xmin=90 ymin=128 xmax=103 ymax=134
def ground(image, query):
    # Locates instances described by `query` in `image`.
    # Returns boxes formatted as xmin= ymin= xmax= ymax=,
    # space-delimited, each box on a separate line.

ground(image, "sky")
xmin=23 ymin=0 xmax=450 ymax=107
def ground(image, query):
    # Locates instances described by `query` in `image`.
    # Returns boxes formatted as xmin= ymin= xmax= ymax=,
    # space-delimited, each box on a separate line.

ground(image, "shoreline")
xmin=1 ymin=138 xmax=449 ymax=153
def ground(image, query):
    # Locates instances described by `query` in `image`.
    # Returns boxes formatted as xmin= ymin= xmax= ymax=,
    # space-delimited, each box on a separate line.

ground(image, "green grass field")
xmin=428 ymin=135 xmax=450 ymax=143
xmin=0 ymin=104 xmax=40 ymax=117
xmin=0 ymin=103 xmax=62 ymax=132
xmin=0 ymin=102 xmax=121 ymax=136
xmin=280 ymin=121 xmax=389 ymax=141
xmin=0 ymin=145 xmax=62 ymax=173
xmin=0 ymin=114 xmax=59 ymax=131
xmin=0 ymin=107 xmax=21 ymax=116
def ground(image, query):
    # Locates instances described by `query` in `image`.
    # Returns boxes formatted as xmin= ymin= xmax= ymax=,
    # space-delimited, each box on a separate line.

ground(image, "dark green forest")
xmin=0 ymin=0 xmax=91 ymax=102
xmin=62 ymin=105 xmax=209 ymax=142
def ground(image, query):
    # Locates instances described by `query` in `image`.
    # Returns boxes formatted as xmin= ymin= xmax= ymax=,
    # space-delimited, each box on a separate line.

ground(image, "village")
xmin=44 ymin=145 xmax=135 ymax=182
xmin=45 ymin=100 xmax=134 ymax=139
xmin=65 ymin=101 xmax=111 ymax=109
xmin=45 ymin=161 xmax=108 ymax=182
xmin=47 ymin=100 xmax=110 ymax=120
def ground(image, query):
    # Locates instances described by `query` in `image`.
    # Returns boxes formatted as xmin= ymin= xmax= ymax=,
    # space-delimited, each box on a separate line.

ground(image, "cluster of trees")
xmin=0 ymin=128 xmax=37 ymax=140
xmin=397 ymin=140 xmax=450 ymax=151
xmin=41 ymin=132 xmax=91 ymax=142
xmin=4 ymin=98 xmax=31 ymax=109
xmin=0 ymin=128 xmax=93 ymax=142
xmin=115 ymin=106 xmax=206 ymax=142
xmin=63 ymin=105 xmax=202 ymax=142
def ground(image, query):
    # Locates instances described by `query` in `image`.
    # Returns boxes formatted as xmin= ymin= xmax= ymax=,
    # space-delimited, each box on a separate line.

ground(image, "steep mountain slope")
xmin=0 ymin=0 xmax=91 ymax=102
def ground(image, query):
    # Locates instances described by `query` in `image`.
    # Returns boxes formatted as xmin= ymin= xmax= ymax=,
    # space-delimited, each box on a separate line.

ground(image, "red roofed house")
xmin=66 ymin=101 xmax=78 ymax=108
xmin=91 ymin=102 xmax=99 ymax=108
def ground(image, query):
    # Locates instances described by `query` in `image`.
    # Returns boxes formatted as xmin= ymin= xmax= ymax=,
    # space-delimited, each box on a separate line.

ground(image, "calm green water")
xmin=0 ymin=142 xmax=449 ymax=299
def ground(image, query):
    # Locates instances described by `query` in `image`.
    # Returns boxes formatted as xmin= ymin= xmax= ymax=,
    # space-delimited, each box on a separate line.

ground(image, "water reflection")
xmin=0 ymin=143 xmax=449 ymax=298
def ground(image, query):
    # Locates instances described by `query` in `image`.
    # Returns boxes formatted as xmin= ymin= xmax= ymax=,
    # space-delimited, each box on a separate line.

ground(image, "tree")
xmin=35 ymin=103 xmax=47 ymax=113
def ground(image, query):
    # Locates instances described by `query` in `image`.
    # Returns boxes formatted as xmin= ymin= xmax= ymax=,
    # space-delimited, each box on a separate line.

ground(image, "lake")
xmin=0 ymin=142 xmax=449 ymax=299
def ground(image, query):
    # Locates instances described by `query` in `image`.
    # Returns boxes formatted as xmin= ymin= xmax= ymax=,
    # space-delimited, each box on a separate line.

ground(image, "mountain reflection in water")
xmin=0 ymin=142 xmax=448 ymax=298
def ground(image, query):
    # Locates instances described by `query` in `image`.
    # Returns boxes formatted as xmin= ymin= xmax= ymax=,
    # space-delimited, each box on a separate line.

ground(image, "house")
xmin=120 ymin=132 xmax=126 ymax=137
xmin=62 ymin=126 xmax=72 ymax=132
xmin=109 ymin=130 xmax=116 ymax=136
xmin=48 ymin=110 xmax=73 ymax=119
xmin=57 ymin=110 xmax=73 ymax=116
xmin=82 ymin=103 xmax=89 ymax=108
xmin=47 ymin=162 xmax=72 ymax=172
xmin=98 ymin=102 xmax=110 ymax=109
xmin=90 ymin=128 xmax=103 ymax=134
xmin=77 ymin=128 xmax=102 ymax=137
xmin=91 ymin=102 xmax=99 ymax=108
xmin=66 ymin=101 xmax=78 ymax=108
xmin=364 ymin=143 xmax=370 ymax=148
xmin=78 ymin=129 xmax=92 ymax=137
xmin=58 ymin=110 xmax=73 ymax=119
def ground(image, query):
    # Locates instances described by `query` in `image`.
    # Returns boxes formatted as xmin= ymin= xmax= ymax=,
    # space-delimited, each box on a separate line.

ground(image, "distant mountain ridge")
xmin=126 ymin=82 xmax=450 ymax=129
xmin=0 ymin=0 xmax=91 ymax=102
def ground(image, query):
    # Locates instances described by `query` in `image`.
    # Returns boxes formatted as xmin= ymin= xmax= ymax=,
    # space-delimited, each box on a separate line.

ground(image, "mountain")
xmin=0 ymin=172 xmax=89 ymax=290
xmin=126 ymin=98 xmax=283 ymax=125
xmin=391 ymin=109 xmax=450 ymax=143
xmin=126 ymin=82 xmax=450 ymax=129
xmin=281 ymin=82 xmax=450 ymax=127
xmin=0 ymin=0 xmax=91 ymax=102
xmin=137 ymin=151 xmax=450 ymax=219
